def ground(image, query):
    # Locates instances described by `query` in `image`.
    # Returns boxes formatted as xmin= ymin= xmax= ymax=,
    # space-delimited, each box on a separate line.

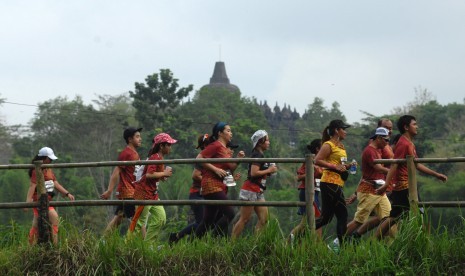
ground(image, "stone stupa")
xmin=200 ymin=61 xmax=240 ymax=93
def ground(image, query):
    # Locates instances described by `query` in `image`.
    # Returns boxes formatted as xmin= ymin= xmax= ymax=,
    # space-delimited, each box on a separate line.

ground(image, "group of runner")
xmin=304 ymin=116 xmax=447 ymax=250
xmin=26 ymin=115 xmax=447 ymax=246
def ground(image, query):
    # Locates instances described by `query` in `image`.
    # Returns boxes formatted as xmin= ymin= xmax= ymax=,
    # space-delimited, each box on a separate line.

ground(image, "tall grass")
xmin=1 ymin=216 xmax=465 ymax=275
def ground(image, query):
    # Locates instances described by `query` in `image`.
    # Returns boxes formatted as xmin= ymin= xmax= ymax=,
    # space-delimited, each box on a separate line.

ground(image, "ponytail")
xmin=148 ymin=143 xmax=166 ymax=157
xmin=322 ymin=127 xmax=331 ymax=143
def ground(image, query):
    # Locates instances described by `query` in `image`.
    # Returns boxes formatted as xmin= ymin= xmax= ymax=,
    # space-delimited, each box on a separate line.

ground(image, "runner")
xmin=345 ymin=127 xmax=391 ymax=240
xmin=129 ymin=133 xmax=177 ymax=244
xmin=231 ymin=130 xmax=277 ymax=239
xmin=100 ymin=127 xmax=142 ymax=234
xmin=193 ymin=122 xmax=245 ymax=239
xmin=26 ymin=147 xmax=75 ymax=245
xmin=314 ymin=119 xmax=355 ymax=247
xmin=289 ymin=138 xmax=323 ymax=242
xmin=375 ymin=115 xmax=447 ymax=239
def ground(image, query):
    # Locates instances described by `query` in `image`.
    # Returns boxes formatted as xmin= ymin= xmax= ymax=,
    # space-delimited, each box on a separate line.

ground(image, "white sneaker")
xmin=327 ymin=238 xmax=340 ymax=254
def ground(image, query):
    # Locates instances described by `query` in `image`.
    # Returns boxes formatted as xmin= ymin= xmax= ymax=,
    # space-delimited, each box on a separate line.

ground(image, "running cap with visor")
xmin=153 ymin=133 xmax=178 ymax=145
xmin=370 ymin=127 xmax=390 ymax=140
xmin=38 ymin=147 xmax=58 ymax=160
xmin=329 ymin=119 xmax=351 ymax=129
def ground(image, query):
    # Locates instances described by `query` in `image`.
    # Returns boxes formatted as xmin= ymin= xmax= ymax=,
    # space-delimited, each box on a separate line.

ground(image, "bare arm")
xmin=146 ymin=169 xmax=171 ymax=179
xmin=227 ymin=150 xmax=246 ymax=171
xmin=315 ymin=143 xmax=347 ymax=171
xmin=376 ymin=163 xmax=398 ymax=194
xmin=373 ymin=163 xmax=389 ymax=174
xmin=250 ymin=163 xmax=277 ymax=178
xmin=26 ymin=181 xmax=36 ymax=203
xmin=417 ymin=164 xmax=447 ymax=182
xmin=54 ymin=181 xmax=75 ymax=201
xmin=100 ymin=167 xmax=120 ymax=199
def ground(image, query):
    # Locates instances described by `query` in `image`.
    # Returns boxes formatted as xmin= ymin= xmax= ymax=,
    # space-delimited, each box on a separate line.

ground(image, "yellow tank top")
xmin=320 ymin=141 xmax=347 ymax=186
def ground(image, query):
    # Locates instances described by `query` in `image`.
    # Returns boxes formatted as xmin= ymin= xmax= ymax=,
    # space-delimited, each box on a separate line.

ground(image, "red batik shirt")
xmin=199 ymin=141 xmax=234 ymax=195
xmin=116 ymin=146 xmax=140 ymax=199
xmin=133 ymin=153 xmax=164 ymax=200
xmin=392 ymin=135 xmax=417 ymax=191
xmin=297 ymin=163 xmax=323 ymax=190
xmin=357 ymin=145 xmax=386 ymax=195
xmin=189 ymin=163 xmax=203 ymax=194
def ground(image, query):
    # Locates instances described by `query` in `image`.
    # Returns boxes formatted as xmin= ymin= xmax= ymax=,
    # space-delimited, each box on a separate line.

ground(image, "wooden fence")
xmin=0 ymin=156 xmax=316 ymax=244
xmin=1 ymin=155 xmax=465 ymax=244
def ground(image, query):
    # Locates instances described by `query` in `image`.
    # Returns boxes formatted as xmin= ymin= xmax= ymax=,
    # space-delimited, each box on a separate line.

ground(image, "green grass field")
xmin=1 ymin=216 xmax=465 ymax=275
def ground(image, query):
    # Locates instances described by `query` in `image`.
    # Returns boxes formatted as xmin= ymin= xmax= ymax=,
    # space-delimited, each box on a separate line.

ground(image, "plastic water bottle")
xmin=223 ymin=171 xmax=236 ymax=187
xmin=269 ymin=163 xmax=277 ymax=176
xmin=349 ymin=159 xmax=357 ymax=175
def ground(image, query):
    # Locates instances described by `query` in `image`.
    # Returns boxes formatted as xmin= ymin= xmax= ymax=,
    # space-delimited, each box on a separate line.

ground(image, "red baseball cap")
xmin=153 ymin=133 xmax=177 ymax=145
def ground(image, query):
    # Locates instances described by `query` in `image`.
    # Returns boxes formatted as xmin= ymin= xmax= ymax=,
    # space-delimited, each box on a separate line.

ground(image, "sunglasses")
xmin=381 ymin=137 xmax=390 ymax=142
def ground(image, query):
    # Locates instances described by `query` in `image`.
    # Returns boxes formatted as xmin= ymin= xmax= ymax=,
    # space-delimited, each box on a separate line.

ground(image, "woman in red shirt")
xmin=129 ymin=133 xmax=177 ymax=243
xmin=26 ymin=147 xmax=75 ymax=245
xmin=193 ymin=122 xmax=245 ymax=239
xmin=289 ymin=139 xmax=323 ymax=242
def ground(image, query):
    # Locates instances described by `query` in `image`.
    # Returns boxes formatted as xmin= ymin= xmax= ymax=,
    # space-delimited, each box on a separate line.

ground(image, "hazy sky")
xmin=1 ymin=0 xmax=464 ymax=128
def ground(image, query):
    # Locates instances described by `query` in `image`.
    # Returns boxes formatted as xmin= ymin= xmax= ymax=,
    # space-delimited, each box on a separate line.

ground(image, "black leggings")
xmin=193 ymin=190 xmax=235 ymax=239
xmin=315 ymin=182 xmax=348 ymax=245
xmin=177 ymin=192 xmax=204 ymax=239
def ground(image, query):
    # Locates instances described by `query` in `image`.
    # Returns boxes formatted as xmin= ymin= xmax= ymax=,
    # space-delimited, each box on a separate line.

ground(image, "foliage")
xmin=162 ymin=87 xmax=269 ymax=159
xmin=0 ymin=96 xmax=13 ymax=164
xmin=129 ymin=69 xmax=194 ymax=131
xmin=0 ymin=170 xmax=30 ymax=224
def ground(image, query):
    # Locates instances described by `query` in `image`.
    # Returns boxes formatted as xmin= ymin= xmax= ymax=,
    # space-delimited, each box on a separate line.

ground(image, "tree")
xmin=167 ymin=87 xmax=269 ymax=158
xmin=296 ymin=97 xmax=346 ymax=152
xmin=0 ymin=96 xmax=13 ymax=164
xmin=129 ymin=69 xmax=193 ymax=131
xmin=26 ymin=95 xmax=136 ymax=195
xmin=18 ymin=95 xmax=139 ymax=230
xmin=0 ymin=169 xmax=30 ymax=225
xmin=391 ymin=86 xmax=436 ymax=115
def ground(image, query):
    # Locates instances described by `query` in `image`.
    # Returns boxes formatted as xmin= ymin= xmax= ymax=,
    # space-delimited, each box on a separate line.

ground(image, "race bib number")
xmin=44 ymin=180 xmax=55 ymax=193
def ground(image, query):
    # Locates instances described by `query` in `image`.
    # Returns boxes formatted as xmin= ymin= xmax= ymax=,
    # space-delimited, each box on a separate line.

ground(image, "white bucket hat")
xmin=251 ymin=130 xmax=268 ymax=148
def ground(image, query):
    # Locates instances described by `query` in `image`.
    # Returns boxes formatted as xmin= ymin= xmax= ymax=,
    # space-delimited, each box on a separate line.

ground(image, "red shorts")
xmin=33 ymin=207 xmax=55 ymax=217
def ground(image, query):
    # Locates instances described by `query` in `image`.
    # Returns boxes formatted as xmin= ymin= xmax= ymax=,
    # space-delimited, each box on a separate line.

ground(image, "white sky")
xmin=1 ymin=0 xmax=465 ymax=127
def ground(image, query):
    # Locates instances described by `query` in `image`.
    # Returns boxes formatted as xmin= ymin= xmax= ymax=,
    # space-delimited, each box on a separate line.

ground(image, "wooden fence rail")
xmin=0 ymin=156 xmax=316 ymax=244
xmin=3 ymin=200 xmax=465 ymax=209
xmin=1 ymin=155 xmax=464 ymax=244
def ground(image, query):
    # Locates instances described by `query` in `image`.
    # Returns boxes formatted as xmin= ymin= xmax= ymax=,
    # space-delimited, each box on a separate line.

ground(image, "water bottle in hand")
xmin=349 ymin=159 xmax=357 ymax=175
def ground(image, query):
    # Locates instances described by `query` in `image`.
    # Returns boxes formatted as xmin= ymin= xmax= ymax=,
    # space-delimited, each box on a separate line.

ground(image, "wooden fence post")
xmin=305 ymin=154 xmax=315 ymax=233
xmin=34 ymin=161 xmax=51 ymax=244
xmin=407 ymin=155 xmax=419 ymax=215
